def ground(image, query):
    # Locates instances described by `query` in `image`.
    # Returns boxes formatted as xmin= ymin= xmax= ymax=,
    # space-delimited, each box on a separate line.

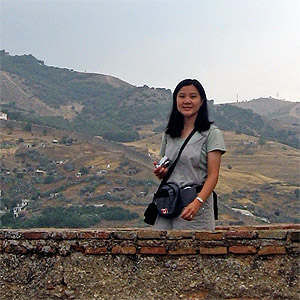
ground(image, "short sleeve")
xmin=206 ymin=128 xmax=226 ymax=155
xmin=159 ymin=132 xmax=167 ymax=156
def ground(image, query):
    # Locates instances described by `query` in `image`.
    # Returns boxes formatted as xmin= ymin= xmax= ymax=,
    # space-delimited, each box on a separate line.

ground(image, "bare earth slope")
xmin=232 ymin=98 xmax=300 ymax=125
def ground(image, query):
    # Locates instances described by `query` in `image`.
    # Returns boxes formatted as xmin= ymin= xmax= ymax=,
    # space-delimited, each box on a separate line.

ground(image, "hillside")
xmin=0 ymin=50 xmax=172 ymax=142
xmin=0 ymin=123 xmax=154 ymax=228
xmin=127 ymin=129 xmax=300 ymax=225
xmin=1 ymin=50 xmax=299 ymax=149
xmin=1 ymin=121 xmax=299 ymax=228
xmin=232 ymin=98 xmax=300 ymax=126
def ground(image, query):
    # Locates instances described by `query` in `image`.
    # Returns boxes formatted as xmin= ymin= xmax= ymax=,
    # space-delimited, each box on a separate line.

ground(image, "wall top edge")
xmin=1 ymin=224 xmax=299 ymax=233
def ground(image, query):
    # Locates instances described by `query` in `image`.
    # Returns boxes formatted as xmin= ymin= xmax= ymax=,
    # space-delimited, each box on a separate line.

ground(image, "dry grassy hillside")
xmin=1 ymin=124 xmax=299 ymax=227
xmin=0 ymin=125 xmax=157 ymax=228
xmin=0 ymin=71 xmax=84 ymax=119
xmin=126 ymin=129 xmax=300 ymax=224
xmin=232 ymin=98 xmax=300 ymax=126
xmin=127 ymin=130 xmax=299 ymax=188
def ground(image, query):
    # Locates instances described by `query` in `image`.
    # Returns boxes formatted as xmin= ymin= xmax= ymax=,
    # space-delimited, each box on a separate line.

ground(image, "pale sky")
xmin=1 ymin=0 xmax=299 ymax=103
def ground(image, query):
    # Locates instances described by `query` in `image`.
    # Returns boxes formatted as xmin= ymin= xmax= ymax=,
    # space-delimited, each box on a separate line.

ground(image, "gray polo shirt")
xmin=159 ymin=125 xmax=226 ymax=187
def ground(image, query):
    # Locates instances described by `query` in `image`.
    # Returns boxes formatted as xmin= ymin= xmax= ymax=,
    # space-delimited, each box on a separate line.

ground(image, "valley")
xmin=1 ymin=120 xmax=299 ymax=228
xmin=0 ymin=51 xmax=299 ymax=228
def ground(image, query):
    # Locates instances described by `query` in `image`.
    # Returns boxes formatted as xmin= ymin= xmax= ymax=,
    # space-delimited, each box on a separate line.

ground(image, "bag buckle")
xmin=161 ymin=208 xmax=168 ymax=214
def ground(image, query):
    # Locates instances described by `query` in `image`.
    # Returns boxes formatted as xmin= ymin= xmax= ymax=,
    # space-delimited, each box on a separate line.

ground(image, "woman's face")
xmin=176 ymin=84 xmax=203 ymax=120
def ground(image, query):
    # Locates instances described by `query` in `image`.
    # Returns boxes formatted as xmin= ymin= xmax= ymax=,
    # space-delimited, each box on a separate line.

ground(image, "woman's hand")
xmin=153 ymin=161 xmax=168 ymax=179
xmin=181 ymin=199 xmax=202 ymax=221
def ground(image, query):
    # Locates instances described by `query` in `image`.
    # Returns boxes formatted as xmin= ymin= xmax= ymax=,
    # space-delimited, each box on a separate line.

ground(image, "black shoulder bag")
xmin=144 ymin=129 xmax=196 ymax=225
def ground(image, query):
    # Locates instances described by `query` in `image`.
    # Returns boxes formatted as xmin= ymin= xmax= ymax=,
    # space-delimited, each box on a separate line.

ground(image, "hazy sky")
xmin=1 ymin=0 xmax=299 ymax=103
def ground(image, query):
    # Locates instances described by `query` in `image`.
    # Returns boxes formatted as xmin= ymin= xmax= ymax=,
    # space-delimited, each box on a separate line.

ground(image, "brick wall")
xmin=0 ymin=225 xmax=299 ymax=300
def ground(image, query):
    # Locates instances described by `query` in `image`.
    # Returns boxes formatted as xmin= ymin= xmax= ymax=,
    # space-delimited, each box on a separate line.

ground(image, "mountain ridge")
xmin=231 ymin=97 xmax=299 ymax=126
xmin=0 ymin=50 xmax=299 ymax=149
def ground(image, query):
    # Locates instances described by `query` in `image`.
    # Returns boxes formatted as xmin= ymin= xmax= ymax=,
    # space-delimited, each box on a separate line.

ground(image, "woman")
xmin=153 ymin=79 xmax=226 ymax=230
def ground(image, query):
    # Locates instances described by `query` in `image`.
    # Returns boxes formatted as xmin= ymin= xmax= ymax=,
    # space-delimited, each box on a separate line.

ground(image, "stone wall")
xmin=0 ymin=225 xmax=299 ymax=300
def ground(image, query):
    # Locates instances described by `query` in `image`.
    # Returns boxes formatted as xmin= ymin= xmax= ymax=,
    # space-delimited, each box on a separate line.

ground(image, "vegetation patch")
xmin=1 ymin=205 xmax=139 ymax=228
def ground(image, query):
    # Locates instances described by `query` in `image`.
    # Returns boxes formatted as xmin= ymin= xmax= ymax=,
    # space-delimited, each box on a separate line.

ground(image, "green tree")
xmin=44 ymin=175 xmax=54 ymax=184
xmin=23 ymin=122 xmax=32 ymax=132
xmin=258 ymin=136 xmax=266 ymax=146
xmin=79 ymin=167 xmax=89 ymax=175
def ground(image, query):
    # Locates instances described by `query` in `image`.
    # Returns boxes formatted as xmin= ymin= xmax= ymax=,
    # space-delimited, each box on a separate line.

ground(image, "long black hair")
xmin=165 ymin=79 xmax=213 ymax=138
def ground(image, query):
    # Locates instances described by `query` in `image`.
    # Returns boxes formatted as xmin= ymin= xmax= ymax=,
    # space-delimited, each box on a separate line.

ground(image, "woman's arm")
xmin=181 ymin=150 xmax=222 ymax=221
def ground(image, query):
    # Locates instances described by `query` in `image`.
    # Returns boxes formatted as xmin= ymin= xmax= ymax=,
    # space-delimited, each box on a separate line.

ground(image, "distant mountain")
xmin=0 ymin=50 xmax=172 ymax=142
xmin=231 ymin=98 xmax=300 ymax=126
xmin=1 ymin=50 xmax=299 ymax=149
xmin=210 ymin=103 xmax=299 ymax=149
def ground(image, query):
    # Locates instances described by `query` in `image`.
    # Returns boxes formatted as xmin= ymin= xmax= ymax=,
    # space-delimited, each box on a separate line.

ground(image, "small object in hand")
xmin=155 ymin=156 xmax=170 ymax=168
xmin=190 ymin=215 xmax=193 ymax=219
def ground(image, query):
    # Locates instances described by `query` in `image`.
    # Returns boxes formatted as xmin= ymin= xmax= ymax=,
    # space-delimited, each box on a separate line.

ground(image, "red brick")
xmin=225 ymin=231 xmax=257 ymax=239
xmin=167 ymin=231 xmax=193 ymax=240
xmin=23 ymin=231 xmax=49 ymax=240
xmin=254 ymin=225 xmax=274 ymax=230
xmin=235 ymin=226 xmax=256 ymax=231
xmin=140 ymin=246 xmax=166 ymax=255
xmin=229 ymin=246 xmax=257 ymax=254
xmin=112 ymin=246 xmax=136 ymax=255
xmin=258 ymin=230 xmax=287 ymax=240
xmin=137 ymin=230 xmax=166 ymax=239
xmin=226 ymin=298 xmax=260 ymax=300
xmin=215 ymin=226 xmax=231 ymax=230
xmin=258 ymin=246 xmax=286 ymax=255
xmin=85 ymin=246 xmax=107 ymax=255
xmin=270 ymin=224 xmax=300 ymax=230
xmin=169 ymin=247 xmax=197 ymax=255
xmin=282 ymin=224 xmax=300 ymax=229
xmin=199 ymin=247 xmax=227 ymax=255
xmin=195 ymin=231 xmax=224 ymax=240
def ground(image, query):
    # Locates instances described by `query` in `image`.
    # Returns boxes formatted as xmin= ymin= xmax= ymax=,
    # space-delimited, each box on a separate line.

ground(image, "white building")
xmin=13 ymin=199 xmax=30 ymax=217
xmin=21 ymin=199 xmax=30 ymax=207
xmin=36 ymin=169 xmax=45 ymax=176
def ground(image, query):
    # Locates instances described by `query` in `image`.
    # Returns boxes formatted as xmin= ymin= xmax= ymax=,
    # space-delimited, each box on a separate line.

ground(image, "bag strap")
xmin=159 ymin=128 xmax=197 ymax=187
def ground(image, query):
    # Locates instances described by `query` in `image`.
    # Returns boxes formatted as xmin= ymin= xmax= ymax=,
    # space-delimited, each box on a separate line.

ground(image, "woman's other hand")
xmin=181 ymin=199 xmax=201 ymax=221
xmin=153 ymin=161 xmax=168 ymax=179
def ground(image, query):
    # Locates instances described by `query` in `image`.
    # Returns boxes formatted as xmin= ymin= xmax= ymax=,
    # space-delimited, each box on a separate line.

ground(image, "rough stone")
xmin=0 ymin=225 xmax=299 ymax=300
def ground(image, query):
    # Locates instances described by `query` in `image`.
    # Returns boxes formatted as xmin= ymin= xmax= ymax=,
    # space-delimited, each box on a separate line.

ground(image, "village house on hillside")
xmin=13 ymin=199 xmax=30 ymax=218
